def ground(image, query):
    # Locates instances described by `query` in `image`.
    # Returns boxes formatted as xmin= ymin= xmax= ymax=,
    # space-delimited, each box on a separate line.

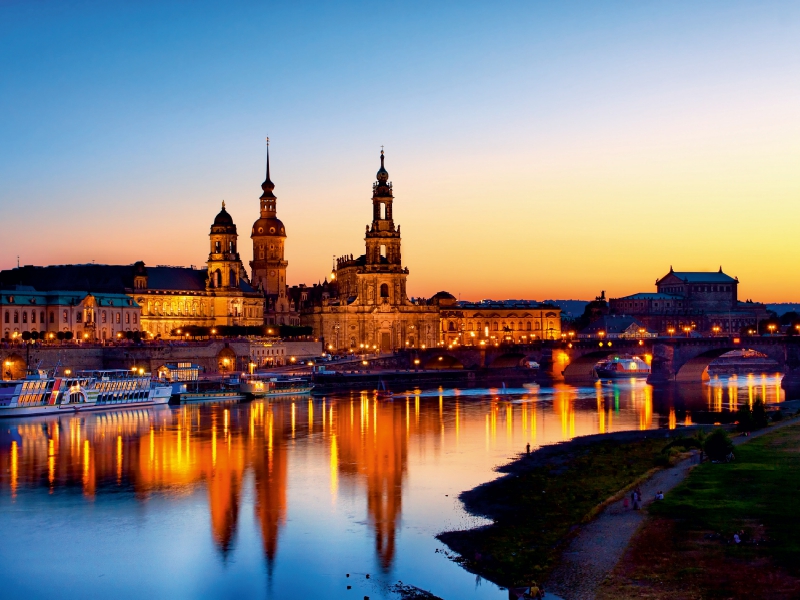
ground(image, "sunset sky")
xmin=1 ymin=2 xmax=798 ymax=301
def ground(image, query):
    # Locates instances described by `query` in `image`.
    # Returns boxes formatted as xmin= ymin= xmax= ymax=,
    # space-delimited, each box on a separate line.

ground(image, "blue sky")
xmin=1 ymin=1 xmax=799 ymax=299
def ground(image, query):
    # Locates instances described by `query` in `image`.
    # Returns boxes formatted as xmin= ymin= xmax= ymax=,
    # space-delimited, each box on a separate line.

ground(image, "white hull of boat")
xmin=0 ymin=391 xmax=171 ymax=418
xmin=179 ymin=392 xmax=246 ymax=404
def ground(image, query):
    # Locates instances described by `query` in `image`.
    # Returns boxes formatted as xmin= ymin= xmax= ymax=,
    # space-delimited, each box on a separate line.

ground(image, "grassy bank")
xmin=599 ymin=422 xmax=800 ymax=599
xmin=437 ymin=432 xmax=676 ymax=587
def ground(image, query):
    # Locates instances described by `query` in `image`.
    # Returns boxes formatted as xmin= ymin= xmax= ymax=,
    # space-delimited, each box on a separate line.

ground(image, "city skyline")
xmin=2 ymin=2 xmax=799 ymax=301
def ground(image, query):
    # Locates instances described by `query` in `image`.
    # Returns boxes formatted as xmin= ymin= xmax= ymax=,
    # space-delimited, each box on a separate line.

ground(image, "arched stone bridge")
xmin=400 ymin=337 xmax=800 ymax=387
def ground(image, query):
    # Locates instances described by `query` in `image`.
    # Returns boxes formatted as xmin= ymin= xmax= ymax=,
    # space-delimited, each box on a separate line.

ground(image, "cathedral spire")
xmin=261 ymin=137 xmax=276 ymax=201
xmin=376 ymin=147 xmax=389 ymax=183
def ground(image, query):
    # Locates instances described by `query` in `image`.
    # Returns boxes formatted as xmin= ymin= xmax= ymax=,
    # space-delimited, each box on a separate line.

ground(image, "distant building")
xmin=299 ymin=152 xmax=440 ymax=351
xmin=438 ymin=298 xmax=562 ymax=346
xmin=0 ymin=204 xmax=264 ymax=340
xmin=1 ymin=286 xmax=140 ymax=341
xmin=609 ymin=267 xmax=768 ymax=334
xmin=577 ymin=315 xmax=652 ymax=339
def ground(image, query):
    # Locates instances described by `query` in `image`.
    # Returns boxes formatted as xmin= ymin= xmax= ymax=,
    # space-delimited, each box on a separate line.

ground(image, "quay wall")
xmin=1 ymin=340 xmax=255 ymax=378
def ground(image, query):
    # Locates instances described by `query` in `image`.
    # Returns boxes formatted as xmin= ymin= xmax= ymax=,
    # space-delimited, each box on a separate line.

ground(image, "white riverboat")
xmin=240 ymin=375 xmax=314 ymax=398
xmin=0 ymin=369 xmax=172 ymax=418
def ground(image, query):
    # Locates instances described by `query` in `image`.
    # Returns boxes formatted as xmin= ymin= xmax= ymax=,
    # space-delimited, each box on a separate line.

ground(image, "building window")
xmin=76 ymin=312 xmax=82 ymax=323
xmin=31 ymin=312 xmax=36 ymax=324
xmin=63 ymin=310 xmax=68 ymax=321
xmin=22 ymin=312 xmax=27 ymax=323
xmin=40 ymin=311 xmax=44 ymax=323
xmin=133 ymin=315 xmax=137 ymax=324
xmin=116 ymin=313 xmax=121 ymax=324
xmin=4 ymin=311 xmax=8 ymax=323
xmin=102 ymin=311 xmax=107 ymax=323
xmin=126 ymin=313 xmax=130 ymax=324
xmin=380 ymin=283 xmax=389 ymax=298
xmin=215 ymin=241 xmax=221 ymax=253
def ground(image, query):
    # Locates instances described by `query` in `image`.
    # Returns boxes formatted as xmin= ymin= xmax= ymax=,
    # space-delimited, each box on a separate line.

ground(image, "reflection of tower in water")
xmin=249 ymin=401 xmax=288 ymax=571
xmin=335 ymin=395 xmax=408 ymax=572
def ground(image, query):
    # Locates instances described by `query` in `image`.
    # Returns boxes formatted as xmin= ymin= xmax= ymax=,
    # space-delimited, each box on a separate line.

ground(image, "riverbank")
xmin=598 ymin=417 xmax=800 ymax=599
xmin=436 ymin=427 xmax=697 ymax=588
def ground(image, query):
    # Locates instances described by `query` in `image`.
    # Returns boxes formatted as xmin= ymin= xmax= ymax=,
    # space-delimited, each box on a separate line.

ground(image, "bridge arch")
xmin=562 ymin=350 xmax=617 ymax=381
xmin=423 ymin=354 xmax=464 ymax=369
xmin=1 ymin=353 xmax=25 ymax=380
xmin=217 ymin=347 xmax=237 ymax=374
xmin=674 ymin=347 xmax=780 ymax=382
xmin=488 ymin=352 xmax=527 ymax=369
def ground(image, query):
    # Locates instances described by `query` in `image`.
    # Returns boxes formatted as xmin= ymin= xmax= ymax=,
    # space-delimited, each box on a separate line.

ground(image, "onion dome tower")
xmin=250 ymin=140 xmax=288 ymax=296
xmin=207 ymin=201 xmax=242 ymax=289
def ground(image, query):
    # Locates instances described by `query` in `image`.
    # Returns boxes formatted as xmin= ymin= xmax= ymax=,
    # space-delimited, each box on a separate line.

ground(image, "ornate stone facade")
xmin=1 ymin=203 xmax=264 ymax=339
xmin=301 ymin=152 xmax=440 ymax=351
xmin=2 ymin=287 xmax=141 ymax=341
xmin=438 ymin=297 xmax=562 ymax=346
xmin=609 ymin=268 xmax=769 ymax=334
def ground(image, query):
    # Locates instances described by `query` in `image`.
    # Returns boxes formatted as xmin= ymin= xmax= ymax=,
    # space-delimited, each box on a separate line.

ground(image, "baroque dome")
xmin=214 ymin=206 xmax=234 ymax=226
xmin=252 ymin=216 xmax=286 ymax=237
xmin=210 ymin=202 xmax=237 ymax=234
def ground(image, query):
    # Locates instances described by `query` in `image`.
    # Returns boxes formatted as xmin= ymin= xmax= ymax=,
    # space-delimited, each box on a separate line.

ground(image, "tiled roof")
xmin=0 ymin=290 xmax=138 ymax=307
xmin=614 ymin=293 xmax=681 ymax=300
xmin=661 ymin=271 xmax=736 ymax=283
xmin=146 ymin=267 xmax=206 ymax=291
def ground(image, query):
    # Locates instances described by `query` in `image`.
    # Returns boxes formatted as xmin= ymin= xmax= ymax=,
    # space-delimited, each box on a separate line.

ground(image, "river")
xmin=0 ymin=374 xmax=790 ymax=599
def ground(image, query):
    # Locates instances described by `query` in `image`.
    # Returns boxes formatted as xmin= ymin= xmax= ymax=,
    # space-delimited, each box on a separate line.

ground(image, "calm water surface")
xmin=0 ymin=375 xmax=790 ymax=599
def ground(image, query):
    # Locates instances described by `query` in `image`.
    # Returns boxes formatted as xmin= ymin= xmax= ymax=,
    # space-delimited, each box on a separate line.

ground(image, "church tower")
xmin=207 ymin=201 xmax=242 ymax=290
xmin=365 ymin=149 xmax=403 ymax=272
xmin=250 ymin=141 xmax=288 ymax=297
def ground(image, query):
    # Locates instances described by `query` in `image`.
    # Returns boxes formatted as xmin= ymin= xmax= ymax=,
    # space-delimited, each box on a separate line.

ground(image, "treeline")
xmin=170 ymin=324 xmax=313 ymax=338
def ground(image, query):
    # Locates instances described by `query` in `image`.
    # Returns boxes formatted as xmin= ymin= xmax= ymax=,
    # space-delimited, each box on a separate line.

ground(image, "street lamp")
xmin=683 ymin=326 xmax=691 ymax=337
xmin=712 ymin=325 xmax=721 ymax=336
xmin=768 ymin=324 xmax=776 ymax=336
xmin=667 ymin=327 xmax=675 ymax=337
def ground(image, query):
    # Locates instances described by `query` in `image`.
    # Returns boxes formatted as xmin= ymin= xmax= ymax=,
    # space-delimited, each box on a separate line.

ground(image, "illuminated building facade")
xmin=300 ymin=152 xmax=440 ymax=351
xmin=439 ymin=298 xmax=562 ymax=346
xmin=0 ymin=204 xmax=264 ymax=339
xmin=609 ymin=268 xmax=769 ymax=334
xmin=1 ymin=286 xmax=141 ymax=341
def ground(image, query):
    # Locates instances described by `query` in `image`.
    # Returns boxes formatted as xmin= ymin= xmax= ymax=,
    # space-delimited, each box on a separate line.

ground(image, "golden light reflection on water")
xmin=0 ymin=375 xmax=790 ymax=573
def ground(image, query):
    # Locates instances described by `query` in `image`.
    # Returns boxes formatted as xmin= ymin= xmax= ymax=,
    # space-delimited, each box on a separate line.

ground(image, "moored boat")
xmin=0 ymin=368 xmax=172 ymax=418
xmin=594 ymin=356 xmax=651 ymax=379
xmin=179 ymin=390 xmax=246 ymax=404
xmin=240 ymin=375 xmax=314 ymax=397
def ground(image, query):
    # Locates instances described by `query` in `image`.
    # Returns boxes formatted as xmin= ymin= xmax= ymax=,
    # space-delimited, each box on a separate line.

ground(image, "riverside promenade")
xmin=545 ymin=400 xmax=800 ymax=600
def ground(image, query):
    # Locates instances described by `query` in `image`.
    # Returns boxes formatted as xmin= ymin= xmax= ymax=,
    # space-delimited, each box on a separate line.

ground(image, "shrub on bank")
xmin=662 ymin=437 xmax=702 ymax=453
xmin=704 ymin=429 xmax=734 ymax=462
xmin=752 ymin=399 xmax=769 ymax=429
xmin=772 ymin=410 xmax=784 ymax=422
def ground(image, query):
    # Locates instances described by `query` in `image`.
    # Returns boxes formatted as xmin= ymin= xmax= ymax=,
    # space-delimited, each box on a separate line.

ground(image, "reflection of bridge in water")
xmin=405 ymin=337 xmax=800 ymax=386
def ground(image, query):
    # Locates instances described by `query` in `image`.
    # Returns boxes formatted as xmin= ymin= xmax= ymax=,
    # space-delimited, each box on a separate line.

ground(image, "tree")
xmin=752 ymin=399 xmax=769 ymax=429
xmin=704 ymin=429 xmax=734 ymax=462
xmin=736 ymin=403 xmax=753 ymax=432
